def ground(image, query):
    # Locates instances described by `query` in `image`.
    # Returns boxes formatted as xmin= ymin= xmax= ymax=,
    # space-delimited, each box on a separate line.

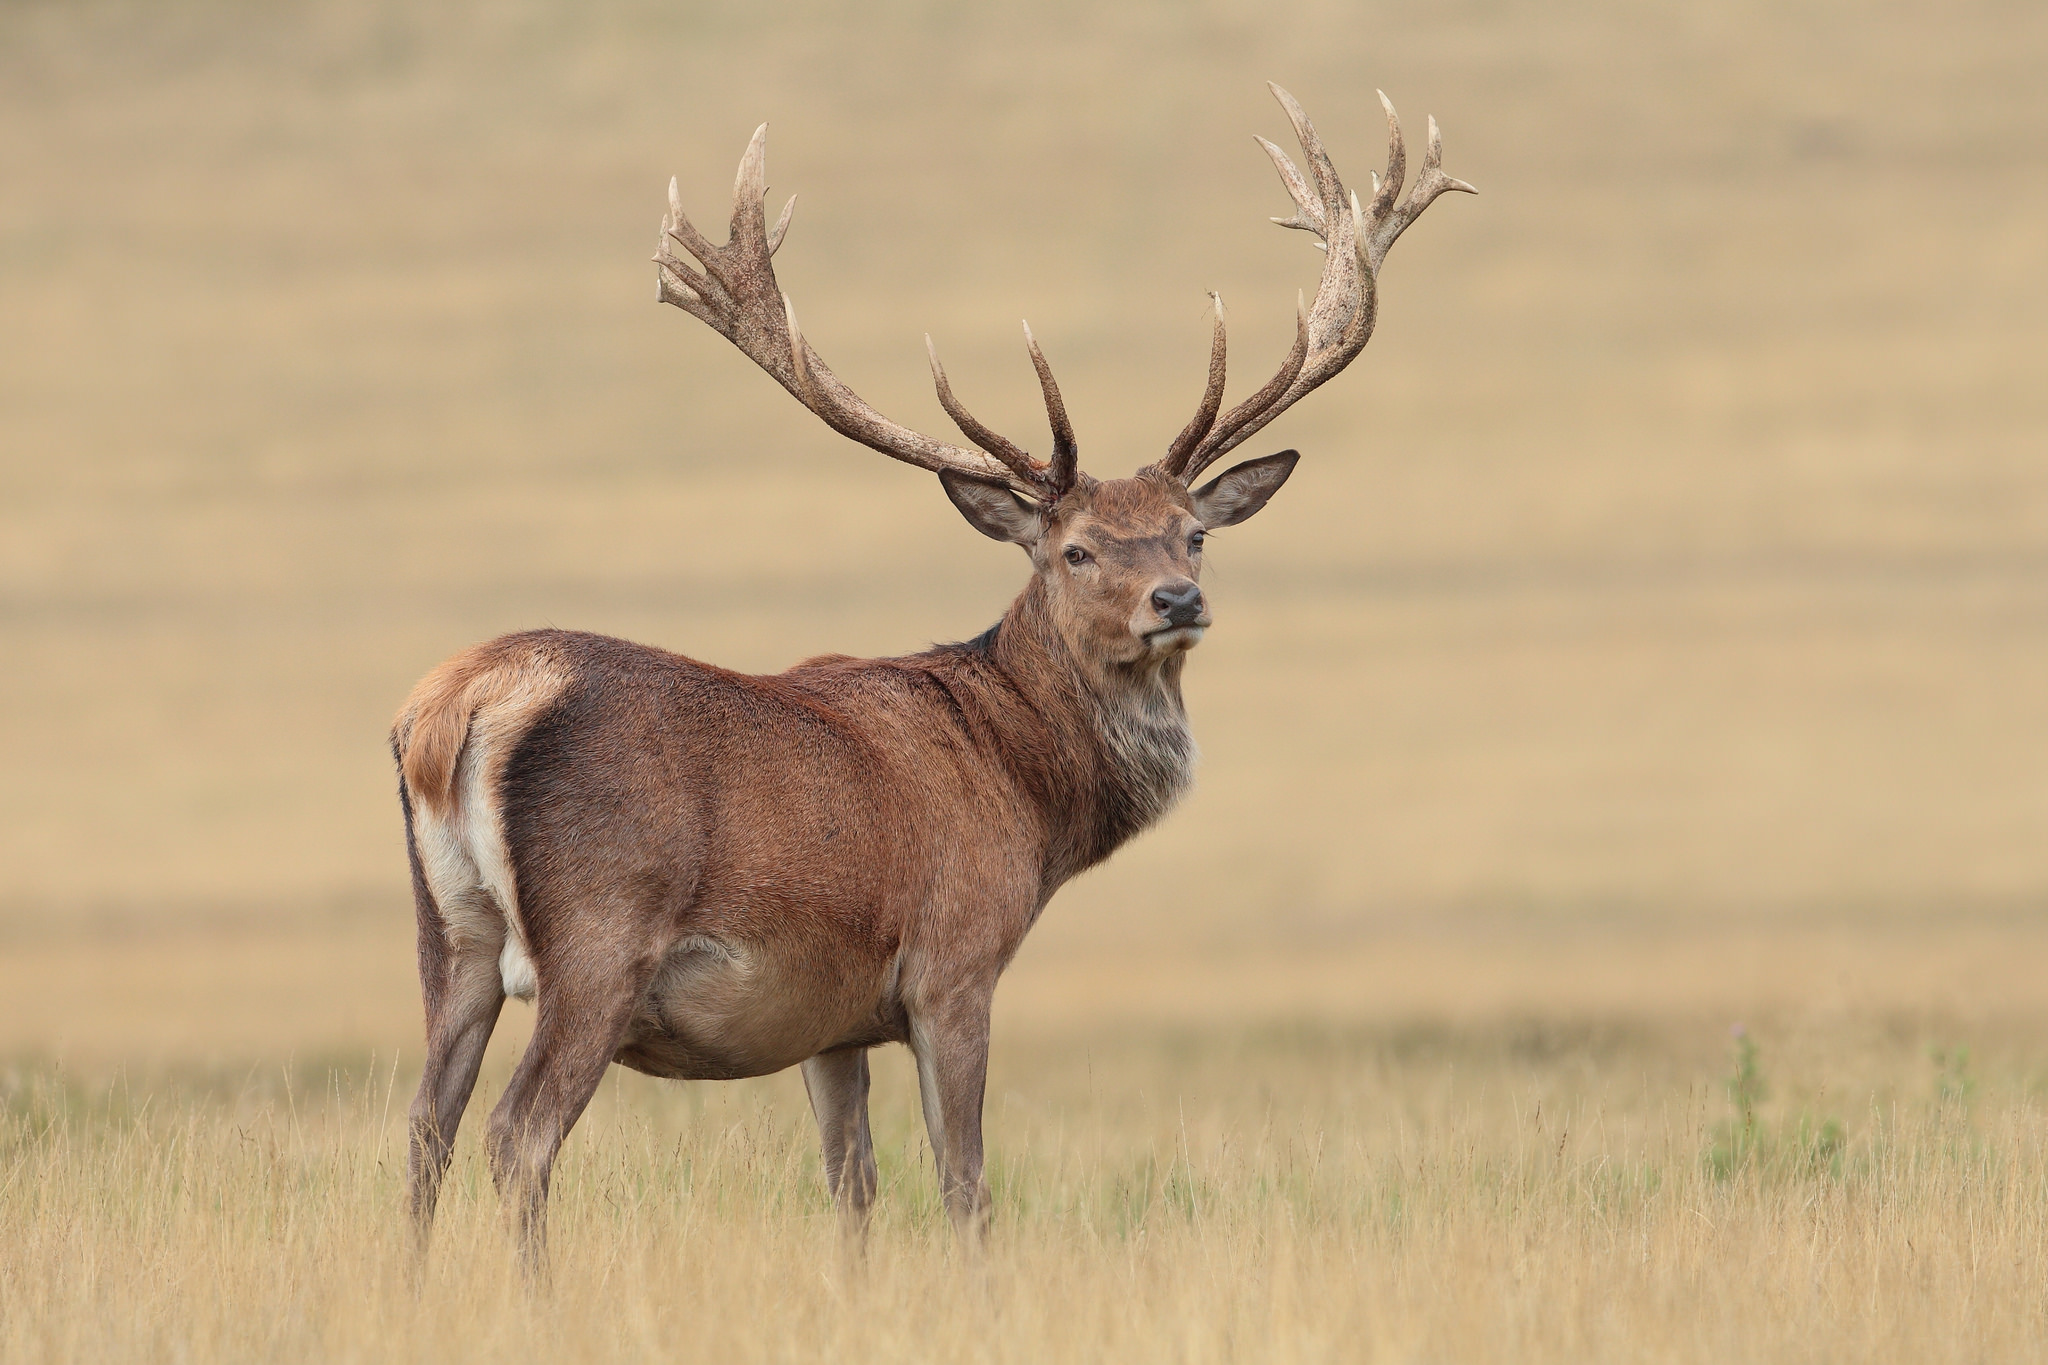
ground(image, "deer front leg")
xmin=908 ymin=993 xmax=994 ymax=1243
xmin=801 ymin=1047 xmax=878 ymax=1243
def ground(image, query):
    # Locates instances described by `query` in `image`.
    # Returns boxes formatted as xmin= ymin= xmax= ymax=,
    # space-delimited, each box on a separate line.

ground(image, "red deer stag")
xmin=393 ymin=84 xmax=1470 ymax=1275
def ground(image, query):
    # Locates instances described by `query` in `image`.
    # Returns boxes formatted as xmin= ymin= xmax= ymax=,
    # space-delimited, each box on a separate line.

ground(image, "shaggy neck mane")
xmin=930 ymin=577 xmax=1196 ymax=884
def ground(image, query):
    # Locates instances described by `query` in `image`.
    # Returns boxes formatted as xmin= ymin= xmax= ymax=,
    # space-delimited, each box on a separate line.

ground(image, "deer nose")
xmin=1151 ymin=581 xmax=1206 ymax=628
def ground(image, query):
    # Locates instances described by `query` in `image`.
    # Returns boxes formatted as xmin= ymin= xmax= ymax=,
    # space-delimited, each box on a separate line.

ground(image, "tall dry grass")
xmin=6 ymin=1020 xmax=2047 ymax=1362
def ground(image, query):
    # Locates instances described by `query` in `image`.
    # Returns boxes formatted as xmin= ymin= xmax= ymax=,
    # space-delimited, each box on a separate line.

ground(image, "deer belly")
xmin=615 ymin=933 xmax=889 ymax=1081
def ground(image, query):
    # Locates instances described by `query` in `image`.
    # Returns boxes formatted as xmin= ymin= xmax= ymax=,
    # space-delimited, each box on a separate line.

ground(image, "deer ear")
xmin=1190 ymin=450 xmax=1299 ymax=527
xmin=939 ymin=470 xmax=1042 ymax=545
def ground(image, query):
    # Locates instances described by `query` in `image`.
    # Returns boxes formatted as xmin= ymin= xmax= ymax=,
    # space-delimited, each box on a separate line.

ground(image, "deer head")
xmin=654 ymin=85 xmax=1473 ymax=676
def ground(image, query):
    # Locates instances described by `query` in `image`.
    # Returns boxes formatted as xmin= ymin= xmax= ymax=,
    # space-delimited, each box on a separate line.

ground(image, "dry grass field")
xmin=3 ymin=0 xmax=2046 ymax=1358
xmin=9 ymin=1018 xmax=2048 ymax=1362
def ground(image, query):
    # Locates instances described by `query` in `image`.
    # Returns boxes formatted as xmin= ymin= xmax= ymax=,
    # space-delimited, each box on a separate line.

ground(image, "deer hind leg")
xmin=401 ymin=791 xmax=507 ymax=1254
xmin=407 ymin=938 xmax=505 ymax=1248
xmin=801 ymin=1048 xmax=878 ymax=1242
xmin=484 ymin=956 xmax=655 ymax=1286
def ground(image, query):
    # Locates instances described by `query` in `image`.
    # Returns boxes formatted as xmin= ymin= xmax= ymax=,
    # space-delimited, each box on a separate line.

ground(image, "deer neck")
xmin=985 ymin=578 xmax=1198 ymax=880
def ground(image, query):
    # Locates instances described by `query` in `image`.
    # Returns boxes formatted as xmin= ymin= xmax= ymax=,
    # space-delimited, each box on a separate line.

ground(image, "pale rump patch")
xmin=394 ymin=638 xmax=573 ymax=987
xmin=393 ymin=639 xmax=574 ymax=817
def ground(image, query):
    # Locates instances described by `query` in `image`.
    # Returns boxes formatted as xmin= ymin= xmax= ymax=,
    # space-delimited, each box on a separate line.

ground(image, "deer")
xmin=391 ymin=83 xmax=1471 ymax=1278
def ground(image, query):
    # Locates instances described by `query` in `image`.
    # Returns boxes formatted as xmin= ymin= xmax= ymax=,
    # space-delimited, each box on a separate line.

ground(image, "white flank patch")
xmin=674 ymin=933 xmax=741 ymax=964
xmin=413 ymin=806 xmax=503 ymax=955
xmin=499 ymin=935 xmax=538 ymax=1000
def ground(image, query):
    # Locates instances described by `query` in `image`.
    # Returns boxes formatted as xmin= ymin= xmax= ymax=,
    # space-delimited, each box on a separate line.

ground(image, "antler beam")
xmin=656 ymin=125 xmax=1078 ymax=501
xmin=1156 ymin=86 xmax=1474 ymax=484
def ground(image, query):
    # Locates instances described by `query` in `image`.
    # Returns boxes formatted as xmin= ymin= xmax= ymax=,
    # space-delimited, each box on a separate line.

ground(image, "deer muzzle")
xmin=1140 ymin=579 xmax=1211 ymax=651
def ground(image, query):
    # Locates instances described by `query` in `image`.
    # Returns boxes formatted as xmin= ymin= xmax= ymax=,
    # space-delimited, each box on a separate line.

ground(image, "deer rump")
xmin=396 ymin=628 xmax=1040 ymax=1084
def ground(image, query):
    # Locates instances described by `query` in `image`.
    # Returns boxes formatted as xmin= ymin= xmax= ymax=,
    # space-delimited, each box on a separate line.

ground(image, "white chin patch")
xmin=499 ymin=937 xmax=538 ymax=1001
xmin=1147 ymin=625 xmax=1206 ymax=651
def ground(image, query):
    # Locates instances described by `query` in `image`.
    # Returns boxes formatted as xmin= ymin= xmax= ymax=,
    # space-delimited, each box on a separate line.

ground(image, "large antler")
xmin=656 ymin=125 xmax=1076 ymax=500
xmin=1156 ymin=85 xmax=1474 ymax=485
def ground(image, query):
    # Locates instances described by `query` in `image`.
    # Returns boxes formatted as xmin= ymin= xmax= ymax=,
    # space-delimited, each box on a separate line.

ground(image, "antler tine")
xmin=766 ymin=194 xmax=796 ymax=256
xmin=657 ymin=178 xmax=721 ymax=318
xmin=1022 ymin=321 xmax=1078 ymax=494
xmin=1170 ymin=88 xmax=1470 ymax=483
xmin=1258 ymin=137 xmax=1326 ymax=237
xmin=783 ymin=295 xmax=815 ymax=394
xmin=1183 ymin=291 xmax=1309 ymax=482
xmin=656 ymin=125 xmax=1036 ymax=495
xmin=1160 ymin=294 xmax=1228 ymax=476
xmin=925 ymin=335 xmax=1044 ymax=486
xmin=729 ymin=123 xmax=771 ymax=249
xmin=663 ymin=175 xmax=722 ymax=270
xmin=1368 ymin=91 xmax=1406 ymax=222
xmin=655 ymin=210 xmax=707 ymax=303
xmin=1267 ymin=84 xmax=1348 ymax=225
xmin=1362 ymin=113 xmax=1477 ymax=274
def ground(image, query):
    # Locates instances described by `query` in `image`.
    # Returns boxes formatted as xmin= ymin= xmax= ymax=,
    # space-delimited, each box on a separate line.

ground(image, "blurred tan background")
xmin=2 ymin=0 xmax=2044 ymax=1066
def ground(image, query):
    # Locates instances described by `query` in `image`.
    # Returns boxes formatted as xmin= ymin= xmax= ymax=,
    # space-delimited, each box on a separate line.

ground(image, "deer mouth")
xmin=1142 ymin=622 xmax=1209 ymax=652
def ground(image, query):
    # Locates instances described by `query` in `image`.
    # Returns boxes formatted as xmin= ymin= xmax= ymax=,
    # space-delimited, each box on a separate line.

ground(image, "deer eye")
xmin=1063 ymin=545 xmax=1091 ymax=567
xmin=1190 ymin=530 xmax=1207 ymax=552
